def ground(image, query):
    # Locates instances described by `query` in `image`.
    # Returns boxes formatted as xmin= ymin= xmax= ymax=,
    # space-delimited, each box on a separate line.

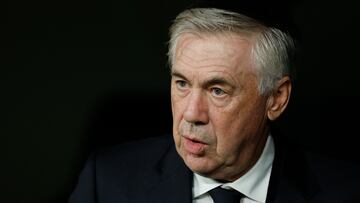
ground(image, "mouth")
xmin=182 ymin=136 xmax=207 ymax=155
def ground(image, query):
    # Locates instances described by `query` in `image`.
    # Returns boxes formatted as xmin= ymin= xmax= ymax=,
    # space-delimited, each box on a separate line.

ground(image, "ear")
xmin=266 ymin=76 xmax=292 ymax=121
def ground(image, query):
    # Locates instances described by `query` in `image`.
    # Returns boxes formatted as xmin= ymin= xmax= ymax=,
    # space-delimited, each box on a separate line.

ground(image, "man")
xmin=69 ymin=5 xmax=360 ymax=203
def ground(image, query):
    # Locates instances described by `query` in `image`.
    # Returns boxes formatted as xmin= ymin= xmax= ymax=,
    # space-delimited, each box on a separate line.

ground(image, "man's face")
xmin=171 ymin=33 xmax=271 ymax=181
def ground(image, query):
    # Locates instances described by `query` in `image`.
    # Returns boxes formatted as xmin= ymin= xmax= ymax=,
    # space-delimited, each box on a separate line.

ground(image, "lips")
xmin=183 ymin=136 xmax=207 ymax=155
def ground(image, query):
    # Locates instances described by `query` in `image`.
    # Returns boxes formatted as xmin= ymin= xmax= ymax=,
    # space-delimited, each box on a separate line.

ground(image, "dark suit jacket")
xmin=69 ymin=135 xmax=360 ymax=202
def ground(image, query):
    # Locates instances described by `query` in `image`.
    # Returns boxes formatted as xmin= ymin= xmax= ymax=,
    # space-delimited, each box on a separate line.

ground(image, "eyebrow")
xmin=171 ymin=70 xmax=235 ymax=89
xmin=171 ymin=71 xmax=188 ymax=81
xmin=203 ymin=77 xmax=235 ymax=89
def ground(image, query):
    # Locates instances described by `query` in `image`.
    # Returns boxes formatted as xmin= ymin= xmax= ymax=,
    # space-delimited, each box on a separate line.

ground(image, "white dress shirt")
xmin=192 ymin=136 xmax=275 ymax=203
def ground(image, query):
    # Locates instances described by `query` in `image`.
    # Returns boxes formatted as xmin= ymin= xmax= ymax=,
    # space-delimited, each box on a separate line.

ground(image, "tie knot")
xmin=208 ymin=186 xmax=244 ymax=203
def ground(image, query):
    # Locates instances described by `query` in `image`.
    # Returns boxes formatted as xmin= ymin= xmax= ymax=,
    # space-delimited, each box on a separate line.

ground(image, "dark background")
xmin=3 ymin=0 xmax=360 ymax=202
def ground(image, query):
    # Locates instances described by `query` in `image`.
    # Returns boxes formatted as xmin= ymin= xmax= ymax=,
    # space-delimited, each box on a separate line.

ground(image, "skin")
xmin=171 ymin=32 xmax=291 ymax=181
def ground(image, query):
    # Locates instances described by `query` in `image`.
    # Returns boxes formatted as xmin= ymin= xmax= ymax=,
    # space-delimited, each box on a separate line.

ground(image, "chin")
xmin=181 ymin=151 xmax=217 ymax=175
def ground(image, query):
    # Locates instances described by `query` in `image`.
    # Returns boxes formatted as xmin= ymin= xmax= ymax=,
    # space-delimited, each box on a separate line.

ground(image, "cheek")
xmin=209 ymin=106 xmax=244 ymax=147
xmin=171 ymin=89 xmax=189 ymax=120
xmin=171 ymin=99 xmax=181 ymax=122
xmin=171 ymin=94 xmax=185 ymax=135
xmin=214 ymin=102 xmax=267 ymax=148
xmin=214 ymin=119 xmax=240 ymax=146
xmin=171 ymin=98 xmax=182 ymax=148
xmin=210 ymin=101 xmax=241 ymax=131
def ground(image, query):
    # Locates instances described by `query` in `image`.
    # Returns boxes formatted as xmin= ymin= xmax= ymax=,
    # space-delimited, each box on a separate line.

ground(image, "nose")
xmin=183 ymin=90 xmax=209 ymax=125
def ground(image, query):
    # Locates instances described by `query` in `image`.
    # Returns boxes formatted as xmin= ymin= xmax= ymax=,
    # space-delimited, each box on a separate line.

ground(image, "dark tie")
xmin=208 ymin=186 xmax=244 ymax=203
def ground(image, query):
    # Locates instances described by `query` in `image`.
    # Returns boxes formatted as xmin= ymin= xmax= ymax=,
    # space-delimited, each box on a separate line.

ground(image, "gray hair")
xmin=168 ymin=8 xmax=295 ymax=94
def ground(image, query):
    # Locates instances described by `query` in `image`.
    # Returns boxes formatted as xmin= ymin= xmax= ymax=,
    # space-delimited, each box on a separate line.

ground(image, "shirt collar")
xmin=193 ymin=135 xmax=275 ymax=203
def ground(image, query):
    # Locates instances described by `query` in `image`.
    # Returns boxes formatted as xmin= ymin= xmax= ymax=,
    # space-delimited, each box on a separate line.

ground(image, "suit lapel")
xmin=132 ymin=144 xmax=193 ymax=203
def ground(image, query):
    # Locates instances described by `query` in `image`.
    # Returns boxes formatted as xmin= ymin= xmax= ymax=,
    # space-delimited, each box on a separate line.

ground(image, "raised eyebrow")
xmin=203 ymin=77 xmax=235 ymax=89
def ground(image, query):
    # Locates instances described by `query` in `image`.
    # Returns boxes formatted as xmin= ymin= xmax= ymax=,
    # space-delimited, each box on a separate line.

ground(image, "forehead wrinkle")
xmin=176 ymin=43 xmax=232 ymax=70
xmin=176 ymin=46 xmax=241 ymax=73
xmin=174 ymin=32 xmax=257 ymax=90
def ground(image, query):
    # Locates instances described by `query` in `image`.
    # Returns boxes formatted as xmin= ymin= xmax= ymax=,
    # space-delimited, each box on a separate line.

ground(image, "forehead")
xmin=173 ymin=32 xmax=255 ymax=77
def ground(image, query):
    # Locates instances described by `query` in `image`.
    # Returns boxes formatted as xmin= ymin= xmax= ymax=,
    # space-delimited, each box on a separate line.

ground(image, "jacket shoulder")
xmin=69 ymin=135 xmax=176 ymax=202
xmin=96 ymin=135 xmax=173 ymax=166
xmin=306 ymin=151 xmax=360 ymax=193
xmin=269 ymin=134 xmax=360 ymax=202
xmin=93 ymin=135 xmax=175 ymax=181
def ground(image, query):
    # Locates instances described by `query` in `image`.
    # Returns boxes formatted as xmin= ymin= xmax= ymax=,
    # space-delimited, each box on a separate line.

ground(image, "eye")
xmin=211 ymin=87 xmax=226 ymax=97
xmin=175 ymin=80 xmax=188 ymax=89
